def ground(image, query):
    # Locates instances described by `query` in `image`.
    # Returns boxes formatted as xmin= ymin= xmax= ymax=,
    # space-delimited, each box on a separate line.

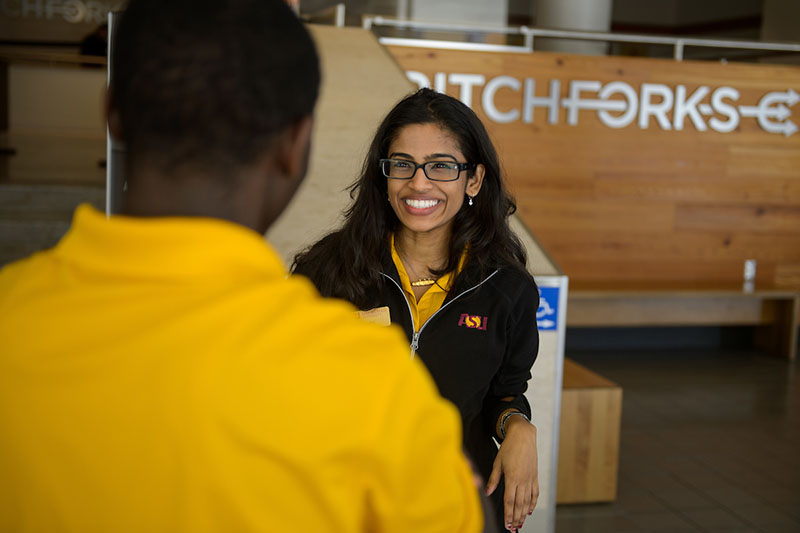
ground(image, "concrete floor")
xmin=557 ymin=347 xmax=800 ymax=533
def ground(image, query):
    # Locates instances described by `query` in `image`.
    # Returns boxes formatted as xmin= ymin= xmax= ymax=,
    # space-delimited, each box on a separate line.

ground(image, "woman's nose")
xmin=408 ymin=166 xmax=431 ymax=190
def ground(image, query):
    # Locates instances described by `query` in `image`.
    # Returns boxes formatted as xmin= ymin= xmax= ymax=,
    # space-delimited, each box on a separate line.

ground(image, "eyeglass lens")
xmin=382 ymin=160 xmax=460 ymax=181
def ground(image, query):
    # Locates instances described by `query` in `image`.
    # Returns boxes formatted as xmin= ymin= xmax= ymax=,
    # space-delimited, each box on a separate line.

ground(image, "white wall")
xmin=536 ymin=0 xmax=612 ymax=55
xmin=409 ymin=0 xmax=507 ymax=26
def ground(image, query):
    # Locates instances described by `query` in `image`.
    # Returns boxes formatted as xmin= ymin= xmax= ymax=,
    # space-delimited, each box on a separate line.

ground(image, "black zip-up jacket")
xmin=297 ymin=251 xmax=540 ymax=484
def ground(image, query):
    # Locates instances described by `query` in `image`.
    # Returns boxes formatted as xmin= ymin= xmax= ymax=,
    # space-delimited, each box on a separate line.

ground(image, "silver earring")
xmin=468 ymin=195 xmax=474 ymax=206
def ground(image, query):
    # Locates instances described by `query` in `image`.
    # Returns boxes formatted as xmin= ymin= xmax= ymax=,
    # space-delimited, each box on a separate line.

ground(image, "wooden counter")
xmin=568 ymin=281 xmax=800 ymax=359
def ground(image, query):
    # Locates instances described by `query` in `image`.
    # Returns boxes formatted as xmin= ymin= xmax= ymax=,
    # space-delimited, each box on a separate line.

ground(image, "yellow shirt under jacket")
xmin=0 ymin=205 xmax=481 ymax=533
xmin=389 ymin=234 xmax=467 ymax=331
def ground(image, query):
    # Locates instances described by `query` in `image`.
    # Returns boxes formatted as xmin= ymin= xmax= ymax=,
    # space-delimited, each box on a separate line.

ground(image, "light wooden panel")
xmin=386 ymin=46 xmax=800 ymax=287
xmin=8 ymin=63 xmax=106 ymax=137
xmin=267 ymin=26 xmax=415 ymax=263
xmin=557 ymin=359 xmax=622 ymax=504
xmin=568 ymin=295 xmax=769 ymax=326
xmin=567 ymin=286 xmax=799 ymax=358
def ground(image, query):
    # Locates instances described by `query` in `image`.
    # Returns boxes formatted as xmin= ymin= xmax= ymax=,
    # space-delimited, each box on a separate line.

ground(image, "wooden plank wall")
xmin=386 ymin=47 xmax=800 ymax=287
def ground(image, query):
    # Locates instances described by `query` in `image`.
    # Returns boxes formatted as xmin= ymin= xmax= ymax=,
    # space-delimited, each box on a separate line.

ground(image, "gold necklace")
xmin=397 ymin=247 xmax=439 ymax=288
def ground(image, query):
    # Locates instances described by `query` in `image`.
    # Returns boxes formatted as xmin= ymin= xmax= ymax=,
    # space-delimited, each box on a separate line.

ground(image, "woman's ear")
xmin=466 ymin=163 xmax=485 ymax=197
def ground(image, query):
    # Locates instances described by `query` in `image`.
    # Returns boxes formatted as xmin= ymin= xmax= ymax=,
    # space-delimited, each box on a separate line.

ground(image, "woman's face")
xmin=385 ymin=123 xmax=484 ymax=239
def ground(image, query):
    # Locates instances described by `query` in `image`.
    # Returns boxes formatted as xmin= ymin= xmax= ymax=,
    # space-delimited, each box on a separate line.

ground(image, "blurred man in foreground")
xmin=0 ymin=1 xmax=481 ymax=530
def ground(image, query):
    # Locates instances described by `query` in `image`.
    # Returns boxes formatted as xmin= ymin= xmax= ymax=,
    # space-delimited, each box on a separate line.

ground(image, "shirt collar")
xmin=54 ymin=204 xmax=287 ymax=281
xmin=388 ymin=233 xmax=468 ymax=291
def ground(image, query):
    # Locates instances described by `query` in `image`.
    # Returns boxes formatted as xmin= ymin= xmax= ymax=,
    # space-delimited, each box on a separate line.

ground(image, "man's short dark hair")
xmin=111 ymin=0 xmax=320 ymax=175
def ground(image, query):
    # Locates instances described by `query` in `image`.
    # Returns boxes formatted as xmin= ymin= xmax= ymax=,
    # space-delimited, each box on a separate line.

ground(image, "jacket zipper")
xmin=381 ymin=270 xmax=499 ymax=359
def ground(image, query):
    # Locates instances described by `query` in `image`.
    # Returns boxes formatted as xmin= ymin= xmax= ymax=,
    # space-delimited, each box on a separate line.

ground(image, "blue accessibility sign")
xmin=537 ymin=287 xmax=559 ymax=331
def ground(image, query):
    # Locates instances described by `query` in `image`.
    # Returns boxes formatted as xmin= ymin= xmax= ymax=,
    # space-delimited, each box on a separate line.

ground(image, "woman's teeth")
xmin=404 ymin=199 xmax=440 ymax=209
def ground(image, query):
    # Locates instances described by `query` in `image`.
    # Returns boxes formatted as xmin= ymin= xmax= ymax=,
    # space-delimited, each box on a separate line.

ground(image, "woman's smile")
xmin=402 ymin=197 xmax=442 ymax=213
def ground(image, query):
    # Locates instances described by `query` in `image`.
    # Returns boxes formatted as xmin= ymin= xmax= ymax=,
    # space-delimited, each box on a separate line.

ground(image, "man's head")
xmin=109 ymin=0 xmax=320 ymax=232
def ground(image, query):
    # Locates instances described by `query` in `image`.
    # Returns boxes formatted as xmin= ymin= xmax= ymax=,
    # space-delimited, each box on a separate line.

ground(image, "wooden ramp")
xmin=266 ymin=26 xmax=414 ymax=262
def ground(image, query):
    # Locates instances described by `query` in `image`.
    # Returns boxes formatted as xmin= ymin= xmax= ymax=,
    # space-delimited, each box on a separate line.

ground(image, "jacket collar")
xmin=379 ymin=245 xmax=497 ymax=302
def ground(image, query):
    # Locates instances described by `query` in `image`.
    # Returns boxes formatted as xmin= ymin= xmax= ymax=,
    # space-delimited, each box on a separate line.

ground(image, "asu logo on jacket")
xmin=458 ymin=313 xmax=488 ymax=331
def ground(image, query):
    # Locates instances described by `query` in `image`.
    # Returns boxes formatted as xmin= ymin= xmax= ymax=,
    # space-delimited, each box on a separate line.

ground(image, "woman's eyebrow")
xmin=388 ymin=152 xmax=458 ymax=161
xmin=427 ymin=153 xmax=457 ymax=161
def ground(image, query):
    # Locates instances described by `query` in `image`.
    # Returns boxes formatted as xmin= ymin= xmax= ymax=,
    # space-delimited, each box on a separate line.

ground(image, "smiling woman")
xmin=385 ymin=123 xmax=484 ymax=240
xmin=293 ymin=89 xmax=541 ymax=532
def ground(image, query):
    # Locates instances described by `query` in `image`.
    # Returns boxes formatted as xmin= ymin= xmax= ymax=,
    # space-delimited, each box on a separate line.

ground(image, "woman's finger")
xmin=513 ymin=483 xmax=530 ymax=528
xmin=503 ymin=481 xmax=517 ymax=530
xmin=528 ymin=483 xmax=539 ymax=515
xmin=485 ymin=456 xmax=503 ymax=496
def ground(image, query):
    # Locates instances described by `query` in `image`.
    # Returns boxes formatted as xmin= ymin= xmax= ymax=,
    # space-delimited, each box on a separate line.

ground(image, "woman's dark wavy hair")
xmin=292 ymin=88 xmax=529 ymax=308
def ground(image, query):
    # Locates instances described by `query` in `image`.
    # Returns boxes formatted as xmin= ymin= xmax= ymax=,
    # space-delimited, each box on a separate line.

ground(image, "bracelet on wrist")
xmin=499 ymin=410 xmax=530 ymax=439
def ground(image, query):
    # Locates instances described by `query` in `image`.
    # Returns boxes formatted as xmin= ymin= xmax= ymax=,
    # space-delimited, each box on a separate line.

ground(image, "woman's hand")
xmin=485 ymin=417 xmax=539 ymax=531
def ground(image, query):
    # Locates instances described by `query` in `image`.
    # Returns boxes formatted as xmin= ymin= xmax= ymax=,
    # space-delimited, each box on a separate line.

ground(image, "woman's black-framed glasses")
xmin=379 ymin=158 xmax=475 ymax=182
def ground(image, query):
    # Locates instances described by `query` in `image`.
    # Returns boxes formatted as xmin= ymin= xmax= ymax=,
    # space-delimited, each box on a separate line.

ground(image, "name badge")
xmin=357 ymin=306 xmax=391 ymax=327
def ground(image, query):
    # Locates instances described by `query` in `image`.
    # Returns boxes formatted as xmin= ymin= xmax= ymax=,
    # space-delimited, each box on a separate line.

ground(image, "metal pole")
xmin=674 ymin=39 xmax=684 ymax=61
xmin=334 ymin=4 xmax=345 ymax=28
xmin=521 ymin=26 xmax=534 ymax=52
xmin=363 ymin=17 xmax=800 ymax=57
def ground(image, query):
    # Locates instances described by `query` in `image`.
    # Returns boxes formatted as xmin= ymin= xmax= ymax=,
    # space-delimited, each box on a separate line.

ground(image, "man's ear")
xmin=104 ymin=88 xmax=123 ymax=141
xmin=275 ymin=115 xmax=314 ymax=180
